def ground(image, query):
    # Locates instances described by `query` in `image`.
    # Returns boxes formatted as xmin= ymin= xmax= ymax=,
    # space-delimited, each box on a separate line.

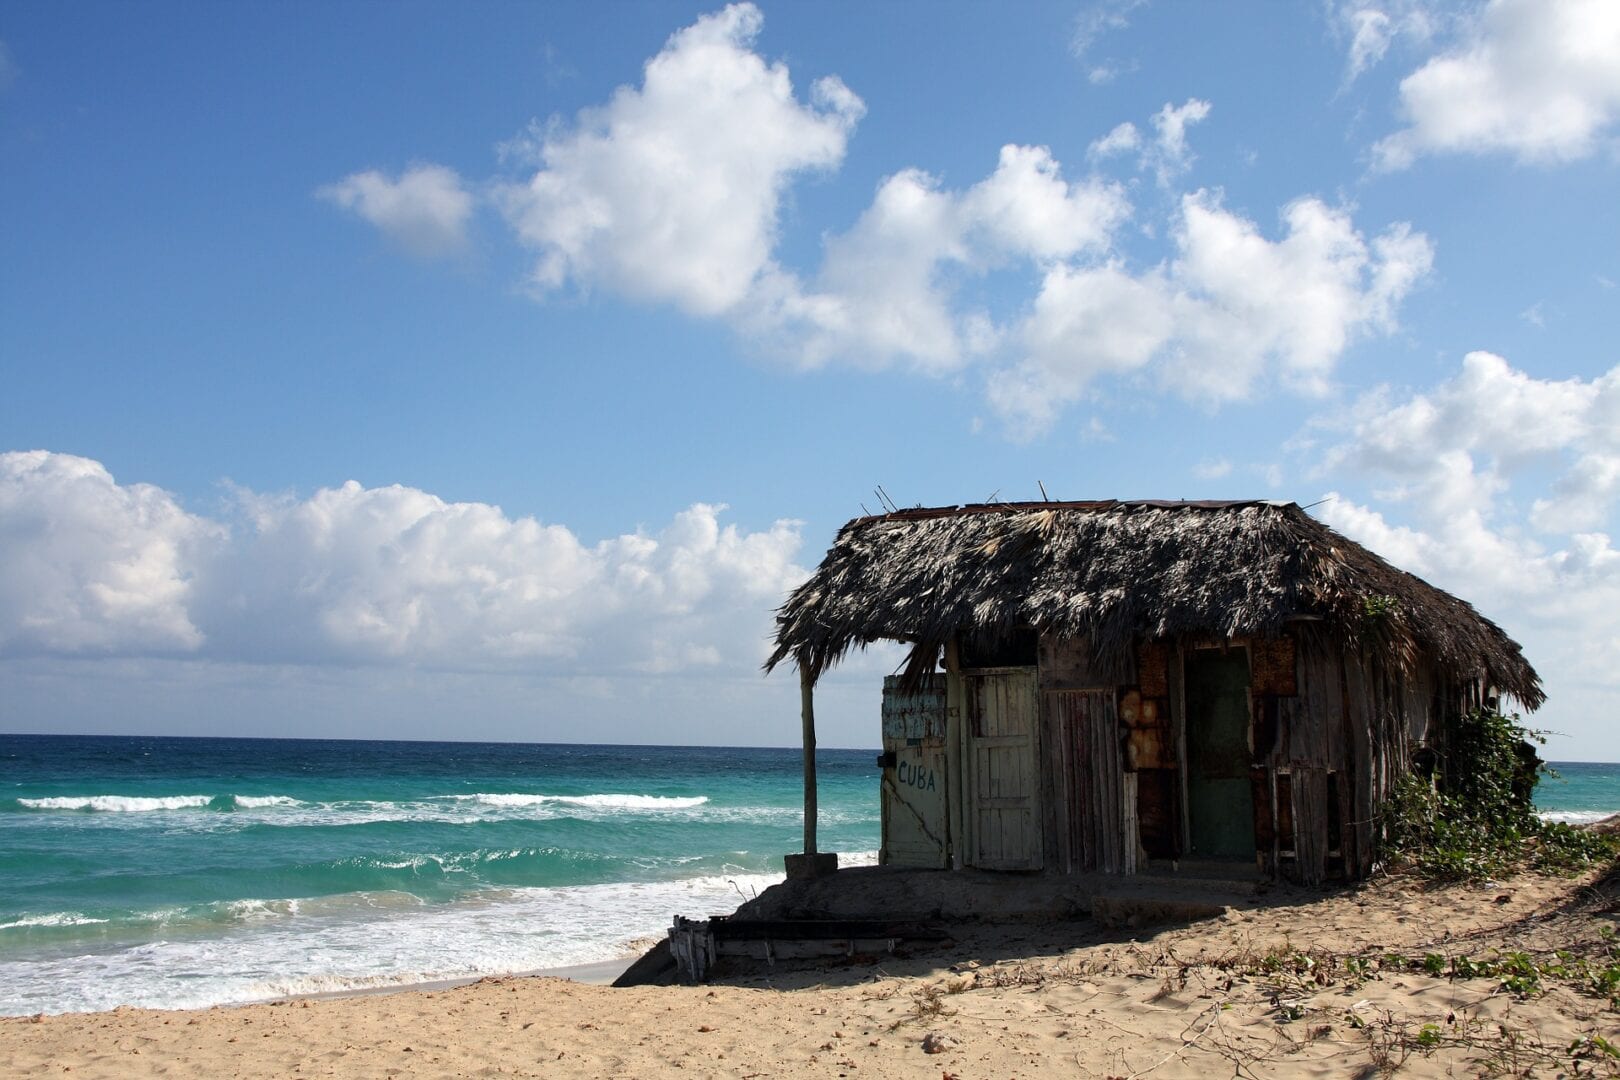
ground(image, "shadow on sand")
xmin=618 ymin=862 xmax=1360 ymax=991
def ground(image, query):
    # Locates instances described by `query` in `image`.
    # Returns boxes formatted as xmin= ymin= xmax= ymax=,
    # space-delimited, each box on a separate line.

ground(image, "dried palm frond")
xmin=766 ymin=500 xmax=1541 ymax=710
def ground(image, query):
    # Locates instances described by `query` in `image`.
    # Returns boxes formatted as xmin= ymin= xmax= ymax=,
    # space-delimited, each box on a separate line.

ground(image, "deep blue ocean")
xmin=0 ymin=735 xmax=880 ymax=1015
xmin=1 ymin=734 xmax=1614 ymax=1016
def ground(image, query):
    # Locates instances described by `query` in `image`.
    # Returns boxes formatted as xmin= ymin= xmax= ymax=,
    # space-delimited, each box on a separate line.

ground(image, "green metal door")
xmin=1185 ymin=650 xmax=1255 ymax=859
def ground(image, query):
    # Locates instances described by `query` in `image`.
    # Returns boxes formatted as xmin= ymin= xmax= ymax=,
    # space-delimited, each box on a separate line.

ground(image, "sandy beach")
xmin=5 ymin=862 xmax=1617 ymax=1079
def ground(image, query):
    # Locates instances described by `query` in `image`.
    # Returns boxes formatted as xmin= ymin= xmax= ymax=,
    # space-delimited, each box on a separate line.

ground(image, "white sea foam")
xmin=0 ymin=850 xmax=880 ymax=1016
xmin=219 ymin=898 xmax=302 ymax=921
xmin=11 ymin=791 xmax=754 ymax=829
xmin=1538 ymin=809 xmax=1620 ymax=825
xmin=233 ymin=795 xmax=301 ymax=809
xmin=449 ymin=793 xmax=710 ymax=810
xmin=17 ymin=795 xmax=213 ymax=812
xmin=14 ymin=794 xmax=303 ymax=813
xmin=0 ymin=912 xmax=111 ymax=931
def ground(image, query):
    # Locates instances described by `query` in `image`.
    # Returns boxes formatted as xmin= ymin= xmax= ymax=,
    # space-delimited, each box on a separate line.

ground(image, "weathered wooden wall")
xmin=938 ymin=629 xmax=1480 ymax=884
xmin=962 ymin=668 xmax=1043 ymax=870
xmin=1044 ymin=689 xmax=1131 ymax=872
xmin=878 ymin=675 xmax=949 ymax=868
xmin=1251 ymin=633 xmax=1460 ymax=883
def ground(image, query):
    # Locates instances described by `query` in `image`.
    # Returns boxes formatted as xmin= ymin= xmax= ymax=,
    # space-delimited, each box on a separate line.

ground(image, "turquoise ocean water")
xmin=1533 ymin=761 xmax=1620 ymax=825
xmin=0 ymin=735 xmax=880 ymax=1015
xmin=1 ymin=734 xmax=1614 ymax=1016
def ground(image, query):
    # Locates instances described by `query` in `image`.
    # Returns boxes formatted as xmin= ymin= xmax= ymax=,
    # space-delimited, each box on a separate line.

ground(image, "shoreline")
xmin=4 ymin=862 xmax=1616 ymax=1078
xmin=276 ymin=954 xmax=639 ymax=1008
xmin=4 ymin=951 xmax=646 ymax=1020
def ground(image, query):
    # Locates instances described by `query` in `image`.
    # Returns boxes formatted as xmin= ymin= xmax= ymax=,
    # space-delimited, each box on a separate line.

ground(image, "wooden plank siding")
xmin=878 ymin=676 xmax=950 ymax=869
xmin=943 ymin=630 xmax=1480 ymax=884
xmin=1289 ymin=768 xmax=1331 ymax=885
xmin=1043 ymin=690 xmax=1130 ymax=873
xmin=963 ymin=669 xmax=1043 ymax=870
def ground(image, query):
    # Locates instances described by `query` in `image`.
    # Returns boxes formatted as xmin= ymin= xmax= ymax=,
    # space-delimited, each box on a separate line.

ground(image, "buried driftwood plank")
xmin=669 ymin=917 xmax=716 ymax=984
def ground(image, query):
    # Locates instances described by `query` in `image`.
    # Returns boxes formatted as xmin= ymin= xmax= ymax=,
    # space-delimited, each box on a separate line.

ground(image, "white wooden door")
xmin=880 ymin=676 xmax=949 ymax=868
xmin=881 ymin=744 xmax=949 ymax=867
xmin=965 ymin=668 xmax=1043 ymax=870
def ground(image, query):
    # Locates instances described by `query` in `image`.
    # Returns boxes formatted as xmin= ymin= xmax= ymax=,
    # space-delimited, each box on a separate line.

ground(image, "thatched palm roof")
xmin=767 ymin=500 xmax=1542 ymax=709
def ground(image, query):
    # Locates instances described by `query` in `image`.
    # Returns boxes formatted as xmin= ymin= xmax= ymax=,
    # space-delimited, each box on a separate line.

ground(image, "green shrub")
xmin=1380 ymin=708 xmax=1616 ymax=880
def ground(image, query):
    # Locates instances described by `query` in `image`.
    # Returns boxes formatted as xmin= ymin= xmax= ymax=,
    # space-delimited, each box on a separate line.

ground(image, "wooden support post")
xmin=801 ymin=662 xmax=817 ymax=857
xmin=785 ymin=663 xmax=837 ymax=879
xmin=944 ymin=638 xmax=965 ymax=870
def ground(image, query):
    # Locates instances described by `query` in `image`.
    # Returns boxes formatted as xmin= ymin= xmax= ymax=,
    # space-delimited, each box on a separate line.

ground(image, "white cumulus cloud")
xmin=1305 ymin=352 xmax=1620 ymax=751
xmin=987 ymin=193 xmax=1433 ymax=431
xmin=0 ymin=451 xmax=223 ymax=654
xmin=320 ymin=164 xmax=475 ymax=259
xmin=1088 ymin=122 xmax=1141 ymax=159
xmin=0 ymin=452 xmax=807 ymax=676
xmin=497 ymin=3 xmax=862 ymax=317
xmin=1374 ymin=0 xmax=1620 ymax=168
xmin=1332 ymin=2 xmax=1442 ymax=83
xmin=1070 ymin=0 xmax=1146 ymax=85
xmin=1320 ymin=351 xmax=1620 ymax=528
xmin=1318 ymin=492 xmax=1620 ymax=746
xmin=324 ymin=8 xmax=1436 ymax=440
xmin=1149 ymin=98 xmax=1212 ymax=187
xmin=748 ymin=144 xmax=1130 ymax=373
xmin=1084 ymin=100 xmax=1213 ymax=185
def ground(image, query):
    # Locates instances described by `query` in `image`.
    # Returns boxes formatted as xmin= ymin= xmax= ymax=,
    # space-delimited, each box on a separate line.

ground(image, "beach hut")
xmin=768 ymin=500 xmax=1542 ymax=885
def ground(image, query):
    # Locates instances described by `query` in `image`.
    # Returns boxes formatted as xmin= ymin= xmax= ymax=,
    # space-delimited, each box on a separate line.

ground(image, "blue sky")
xmin=2 ymin=1 xmax=1618 ymax=757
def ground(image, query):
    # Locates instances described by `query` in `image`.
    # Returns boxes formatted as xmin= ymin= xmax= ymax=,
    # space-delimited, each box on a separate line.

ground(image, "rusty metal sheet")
xmin=1136 ymin=641 xmax=1170 ymax=697
xmin=1126 ymin=726 xmax=1172 ymax=770
xmin=1039 ymin=633 xmax=1107 ymax=689
xmin=1250 ymin=636 xmax=1298 ymax=697
xmin=1120 ymin=690 xmax=1167 ymax=729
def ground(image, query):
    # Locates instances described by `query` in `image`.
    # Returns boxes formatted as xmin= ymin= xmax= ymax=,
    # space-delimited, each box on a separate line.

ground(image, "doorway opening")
xmin=1184 ymin=649 xmax=1255 ymax=859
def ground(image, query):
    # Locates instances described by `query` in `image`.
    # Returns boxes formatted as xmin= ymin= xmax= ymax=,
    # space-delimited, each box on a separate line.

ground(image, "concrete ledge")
xmin=784 ymin=852 xmax=840 ymax=880
xmin=741 ymin=864 xmax=1265 ymax=924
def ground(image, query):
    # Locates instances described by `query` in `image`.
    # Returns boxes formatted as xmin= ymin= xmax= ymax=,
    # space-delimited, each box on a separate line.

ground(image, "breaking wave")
xmin=16 ymin=795 xmax=216 ymax=812
xmin=0 ymin=912 xmax=111 ymax=931
xmin=448 ymin=793 xmax=709 ymax=810
xmin=1538 ymin=809 xmax=1620 ymax=825
xmin=6 ymin=792 xmax=707 ymax=816
xmin=11 ymin=794 xmax=298 ymax=813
